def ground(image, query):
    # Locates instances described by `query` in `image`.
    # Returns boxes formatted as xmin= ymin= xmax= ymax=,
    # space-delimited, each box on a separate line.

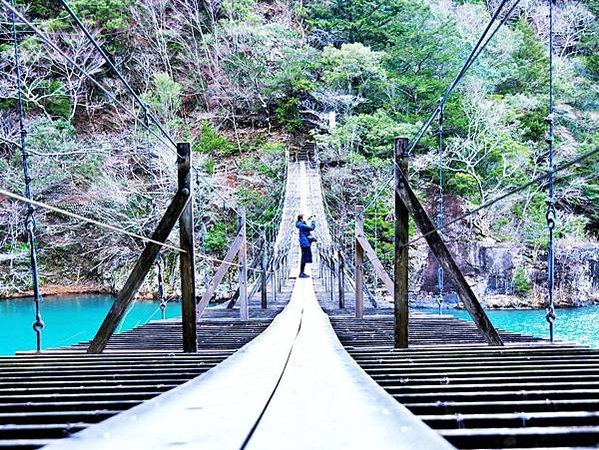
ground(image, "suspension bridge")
xmin=1 ymin=0 xmax=599 ymax=449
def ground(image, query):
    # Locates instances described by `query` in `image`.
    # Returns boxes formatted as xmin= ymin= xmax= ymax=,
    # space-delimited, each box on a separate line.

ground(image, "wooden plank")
xmin=356 ymin=236 xmax=394 ymax=295
xmin=87 ymin=190 xmax=191 ymax=354
xmin=355 ymin=206 xmax=364 ymax=319
xmin=196 ymin=232 xmax=244 ymax=319
xmin=394 ymin=165 xmax=504 ymax=346
xmin=178 ymin=143 xmax=197 ymax=353
xmin=238 ymin=209 xmax=249 ymax=320
xmin=394 ymin=138 xmax=409 ymax=348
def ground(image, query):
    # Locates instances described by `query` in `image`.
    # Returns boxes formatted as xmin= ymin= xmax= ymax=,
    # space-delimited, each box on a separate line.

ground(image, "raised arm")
xmin=298 ymin=221 xmax=316 ymax=232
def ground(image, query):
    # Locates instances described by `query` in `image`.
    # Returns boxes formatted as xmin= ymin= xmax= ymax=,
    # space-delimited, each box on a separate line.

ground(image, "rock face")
xmin=414 ymin=193 xmax=599 ymax=309
xmin=554 ymin=245 xmax=599 ymax=305
xmin=419 ymin=242 xmax=599 ymax=308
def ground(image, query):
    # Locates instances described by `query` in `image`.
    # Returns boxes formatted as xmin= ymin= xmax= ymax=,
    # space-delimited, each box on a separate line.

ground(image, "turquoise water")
xmin=0 ymin=295 xmax=181 ymax=355
xmin=2 ymin=296 xmax=598 ymax=354
xmin=421 ymin=306 xmax=599 ymax=347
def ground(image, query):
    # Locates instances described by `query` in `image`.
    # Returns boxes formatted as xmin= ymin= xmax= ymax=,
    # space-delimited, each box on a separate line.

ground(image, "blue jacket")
xmin=296 ymin=220 xmax=316 ymax=248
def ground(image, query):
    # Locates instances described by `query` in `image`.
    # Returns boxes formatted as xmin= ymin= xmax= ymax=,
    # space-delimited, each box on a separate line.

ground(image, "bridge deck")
xmin=322 ymin=291 xmax=599 ymax=449
xmin=41 ymin=279 xmax=452 ymax=450
xmin=1 ymin=159 xmax=596 ymax=449
xmin=0 ymin=285 xmax=293 ymax=449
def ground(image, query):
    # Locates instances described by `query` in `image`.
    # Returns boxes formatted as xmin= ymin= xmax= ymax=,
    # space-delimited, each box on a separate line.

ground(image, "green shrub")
xmin=192 ymin=121 xmax=237 ymax=156
xmin=43 ymin=80 xmax=71 ymax=119
xmin=27 ymin=118 xmax=75 ymax=152
xmin=275 ymin=98 xmax=303 ymax=132
xmin=0 ymin=98 xmax=16 ymax=111
xmin=70 ymin=0 xmax=133 ymax=31
xmin=260 ymin=143 xmax=285 ymax=156
xmin=203 ymin=157 xmax=216 ymax=175
xmin=512 ymin=266 xmax=531 ymax=295
xmin=204 ymin=222 xmax=227 ymax=253
xmin=519 ymin=106 xmax=547 ymax=142
xmin=144 ymin=73 xmax=182 ymax=124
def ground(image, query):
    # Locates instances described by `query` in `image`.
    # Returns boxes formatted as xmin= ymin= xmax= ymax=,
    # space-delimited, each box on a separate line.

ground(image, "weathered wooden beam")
xmin=355 ymin=206 xmax=365 ymax=319
xmin=196 ymin=232 xmax=244 ymax=319
xmin=394 ymin=138 xmax=410 ymax=348
xmin=356 ymin=235 xmax=394 ymax=295
xmin=238 ymin=208 xmax=248 ymax=320
xmin=329 ymin=248 xmax=335 ymax=305
xmin=87 ymin=182 xmax=191 ymax=353
xmin=227 ymin=242 xmax=264 ymax=308
xmin=178 ymin=143 xmax=197 ymax=353
xmin=338 ymin=249 xmax=345 ymax=309
xmin=261 ymin=241 xmax=268 ymax=309
xmin=394 ymin=156 xmax=504 ymax=346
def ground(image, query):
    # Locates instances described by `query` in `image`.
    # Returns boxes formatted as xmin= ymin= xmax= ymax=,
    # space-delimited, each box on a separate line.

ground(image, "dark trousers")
xmin=300 ymin=246 xmax=312 ymax=274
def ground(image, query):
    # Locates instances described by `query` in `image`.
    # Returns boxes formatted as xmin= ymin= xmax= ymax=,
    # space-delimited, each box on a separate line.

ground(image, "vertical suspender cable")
xmin=437 ymin=101 xmax=445 ymax=315
xmin=143 ymin=110 xmax=167 ymax=319
xmin=10 ymin=0 xmax=44 ymax=351
xmin=545 ymin=0 xmax=557 ymax=342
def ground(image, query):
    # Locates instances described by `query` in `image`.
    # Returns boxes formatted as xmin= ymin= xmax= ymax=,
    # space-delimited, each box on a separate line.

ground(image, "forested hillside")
xmin=0 ymin=0 xmax=597 ymax=305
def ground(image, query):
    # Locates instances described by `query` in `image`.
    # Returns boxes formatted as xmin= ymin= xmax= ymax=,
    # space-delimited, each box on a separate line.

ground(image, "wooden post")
xmin=395 ymin=164 xmax=504 ymax=346
xmin=355 ymin=205 xmax=364 ymax=319
xmin=178 ymin=143 xmax=197 ymax=353
xmin=238 ymin=208 xmax=248 ymax=320
xmin=338 ymin=249 xmax=345 ymax=309
xmin=329 ymin=250 xmax=335 ymax=305
xmin=318 ymin=246 xmax=324 ymax=282
xmin=394 ymin=138 xmax=409 ymax=348
xmin=87 ymin=160 xmax=191 ymax=353
xmin=272 ymin=257 xmax=277 ymax=303
xmin=261 ymin=242 xmax=268 ymax=309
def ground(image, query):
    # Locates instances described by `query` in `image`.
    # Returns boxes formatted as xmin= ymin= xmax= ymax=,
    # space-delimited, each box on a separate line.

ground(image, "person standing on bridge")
xmin=296 ymin=213 xmax=316 ymax=278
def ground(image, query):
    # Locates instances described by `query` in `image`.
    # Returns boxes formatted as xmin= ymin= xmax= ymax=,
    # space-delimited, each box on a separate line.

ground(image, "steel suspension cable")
xmin=10 ymin=0 xmax=44 ymax=351
xmin=143 ymin=110 xmax=167 ymax=319
xmin=437 ymin=102 xmax=445 ymax=314
xmin=545 ymin=0 xmax=557 ymax=342
xmin=405 ymin=0 xmax=516 ymax=156
xmin=400 ymin=146 xmax=599 ymax=250
xmin=362 ymin=0 xmax=520 ymax=214
xmin=58 ymin=0 xmax=290 ymax=256
xmin=57 ymin=0 xmax=177 ymax=148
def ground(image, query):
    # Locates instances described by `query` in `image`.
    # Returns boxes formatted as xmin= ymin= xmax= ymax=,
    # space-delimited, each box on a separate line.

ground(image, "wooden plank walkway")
xmin=42 ymin=278 xmax=452 ymax=450
xmin=327 ymin=311 xmax=599 ymax=449
xmin=2 ymin=156 xmax=596 ymax=449
xmin=0 ymin=285 xmax=293 ymax=449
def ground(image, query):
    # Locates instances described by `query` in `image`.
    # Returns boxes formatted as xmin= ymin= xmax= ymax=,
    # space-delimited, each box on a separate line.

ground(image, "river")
xmin=0 ymin=294 xmax=181 ymax=355
xmin=1 ymin=295 xmax=597 ymax=355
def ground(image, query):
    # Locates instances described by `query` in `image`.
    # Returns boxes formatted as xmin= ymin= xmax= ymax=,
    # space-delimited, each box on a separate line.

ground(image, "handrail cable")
xmin=0 ymin=187 xmax=279 ymax=274
xmin=0 ymin=187 xmax=188 ymax=252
